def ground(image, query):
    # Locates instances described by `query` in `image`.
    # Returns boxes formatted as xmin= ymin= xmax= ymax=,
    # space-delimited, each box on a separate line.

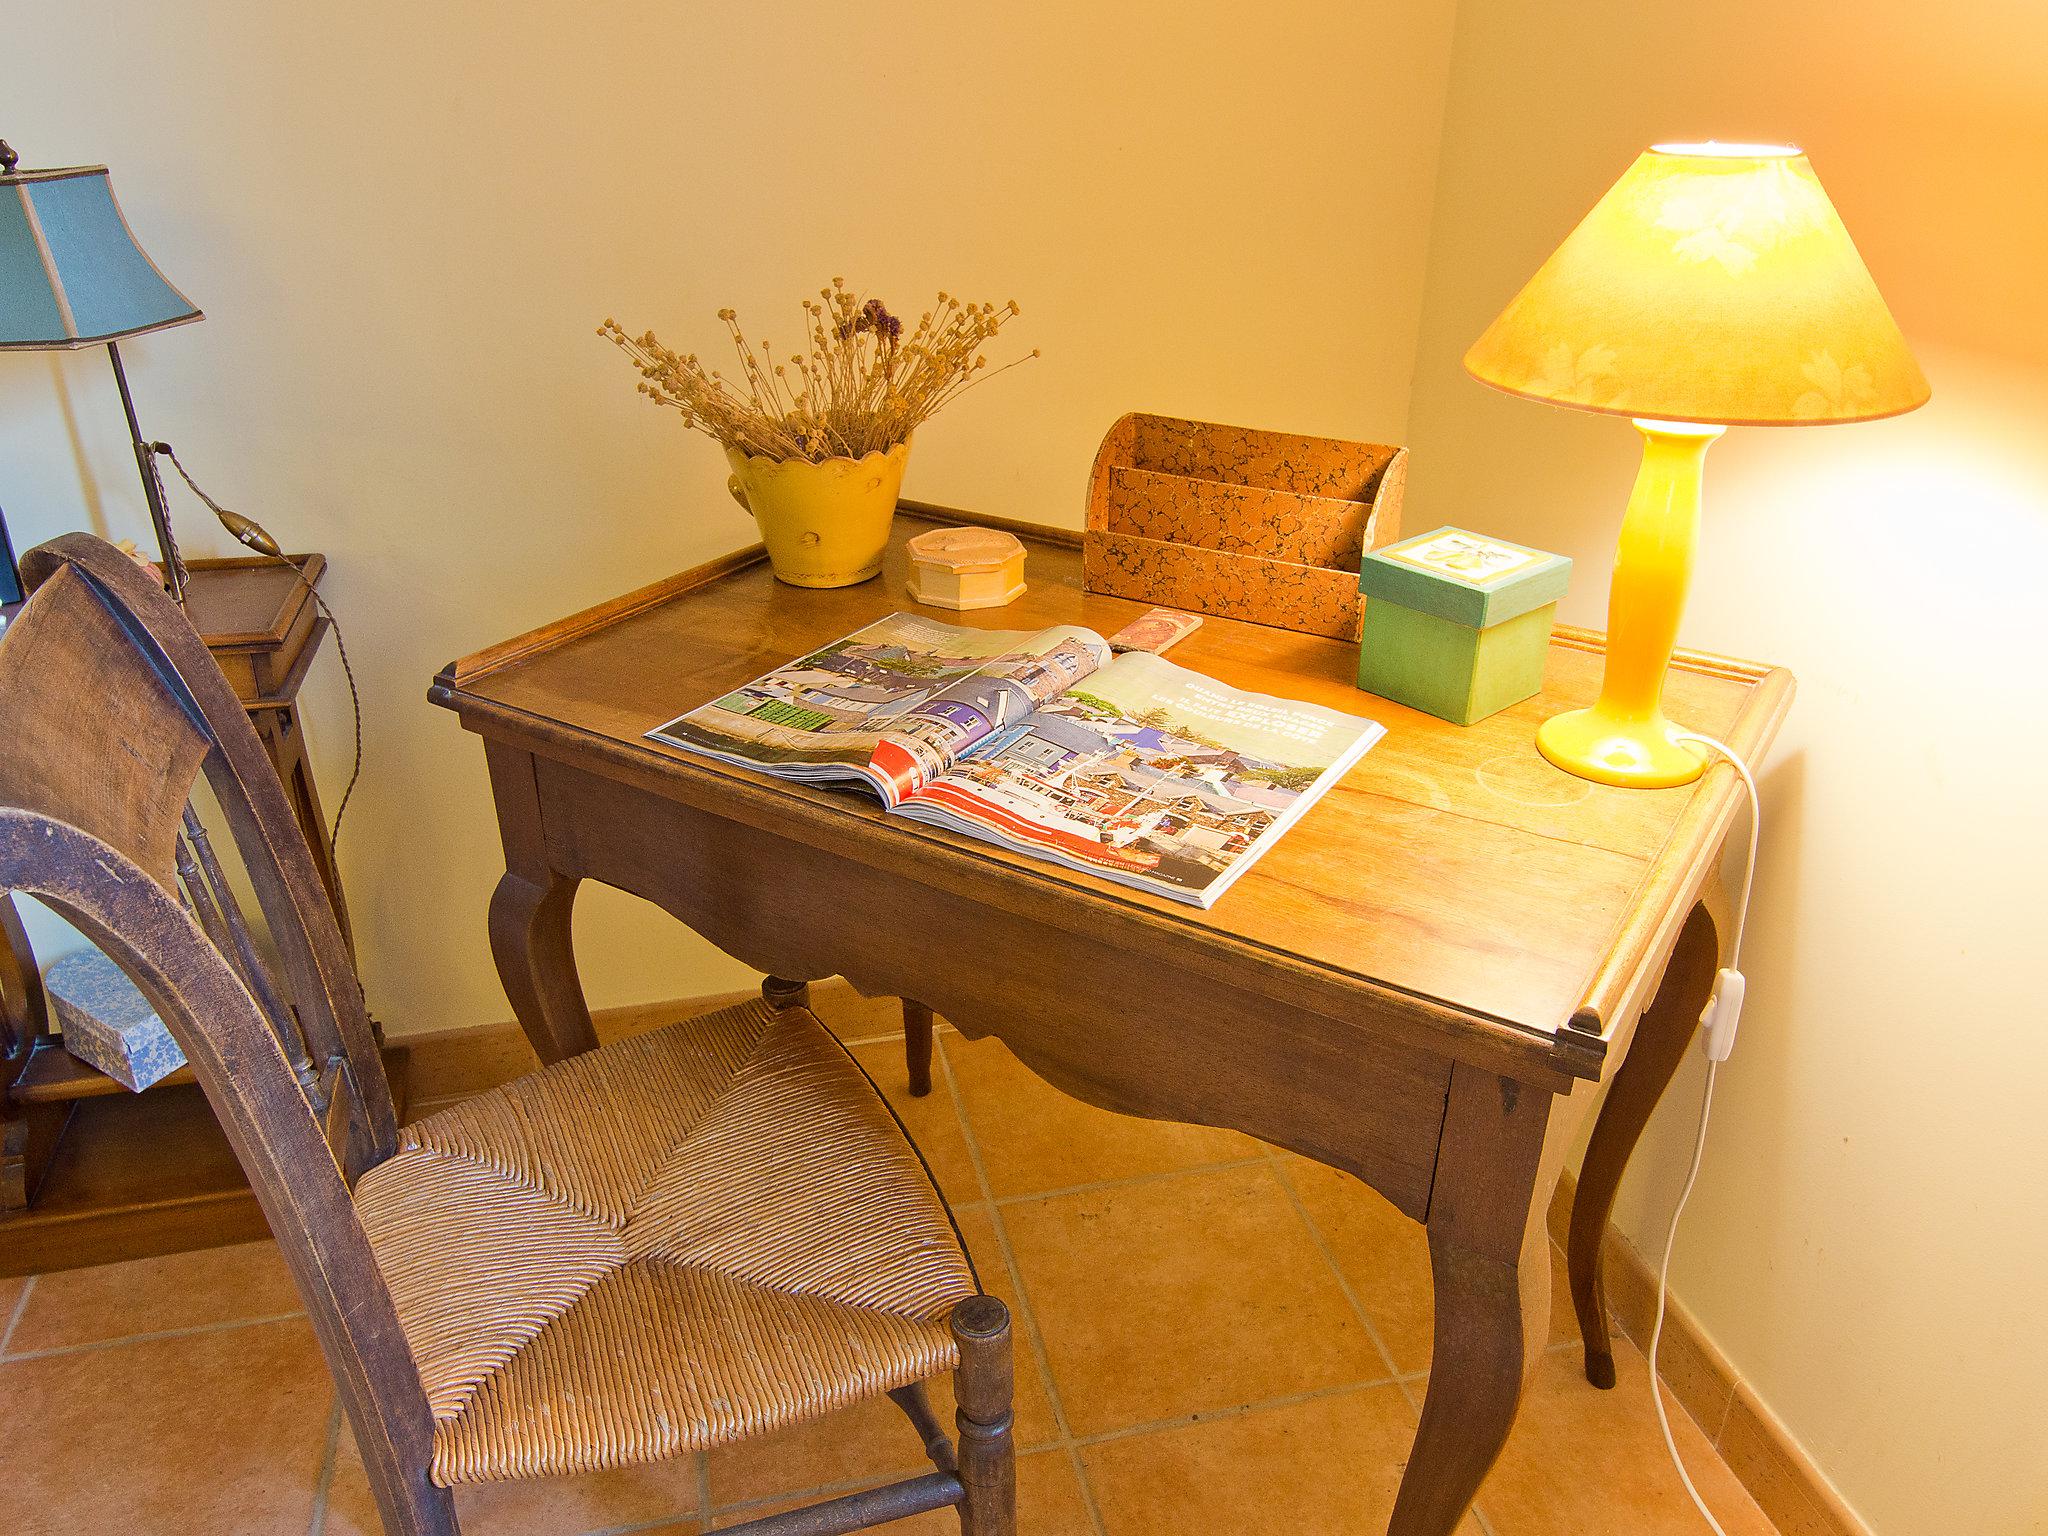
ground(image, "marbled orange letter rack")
xmin=1082 ymin=413 xmax=1406 ymax=640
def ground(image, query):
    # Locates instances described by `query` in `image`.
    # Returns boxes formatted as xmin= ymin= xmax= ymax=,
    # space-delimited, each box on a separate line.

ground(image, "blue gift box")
xmin=47 ymin=948 xmax=186 ymax=1091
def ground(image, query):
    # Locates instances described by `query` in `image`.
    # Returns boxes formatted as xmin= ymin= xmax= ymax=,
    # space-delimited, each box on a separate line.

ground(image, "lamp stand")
xmin=104 ymin=340 xmax=184 ymax=604
xmin=1536 ymin=418 xmax=1722 ymax=788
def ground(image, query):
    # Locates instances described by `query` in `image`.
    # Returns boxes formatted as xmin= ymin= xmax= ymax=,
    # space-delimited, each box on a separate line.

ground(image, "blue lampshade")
xmin=0 ymin=165 xmax=200 ymax=349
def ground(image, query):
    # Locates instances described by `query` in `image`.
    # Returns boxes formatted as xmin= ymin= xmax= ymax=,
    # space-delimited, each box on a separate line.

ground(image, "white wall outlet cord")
xmin=1649 ymin=730 xmax=1762 ymax=1536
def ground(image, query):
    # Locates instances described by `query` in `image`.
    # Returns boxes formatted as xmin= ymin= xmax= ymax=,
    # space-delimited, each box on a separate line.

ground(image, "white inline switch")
xmin=1700 ymin=968 xmax=1746 ymax=1062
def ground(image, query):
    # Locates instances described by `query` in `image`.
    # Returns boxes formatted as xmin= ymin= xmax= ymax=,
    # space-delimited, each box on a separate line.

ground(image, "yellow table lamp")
xmin=1466 ymin=143 xmax=1928 ymax=787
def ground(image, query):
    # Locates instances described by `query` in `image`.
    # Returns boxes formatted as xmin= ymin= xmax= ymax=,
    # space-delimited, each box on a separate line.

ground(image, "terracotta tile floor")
xmin=0 ymin=996 xmax=1777 ymax=1536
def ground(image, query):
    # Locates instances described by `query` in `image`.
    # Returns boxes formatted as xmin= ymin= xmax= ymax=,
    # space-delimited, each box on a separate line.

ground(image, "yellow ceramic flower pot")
xmin=725 ymin=441 xmax=910 ymax=588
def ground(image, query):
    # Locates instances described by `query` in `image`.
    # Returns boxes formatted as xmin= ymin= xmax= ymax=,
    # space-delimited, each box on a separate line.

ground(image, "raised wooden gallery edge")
xmin=435 ymin=504 xmax=1790 ymax=1091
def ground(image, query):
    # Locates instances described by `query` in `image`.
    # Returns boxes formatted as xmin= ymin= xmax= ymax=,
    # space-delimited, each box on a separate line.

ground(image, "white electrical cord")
xmin=1649 ymin=731 xmax=1761 ymax=1536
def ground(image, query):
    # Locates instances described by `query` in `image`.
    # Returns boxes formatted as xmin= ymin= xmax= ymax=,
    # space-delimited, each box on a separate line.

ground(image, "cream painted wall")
xmin=1404 ymin=3 xmax=2048 ymax=1533
xmin=1 ymin=2 xmax=1459 ymax=1022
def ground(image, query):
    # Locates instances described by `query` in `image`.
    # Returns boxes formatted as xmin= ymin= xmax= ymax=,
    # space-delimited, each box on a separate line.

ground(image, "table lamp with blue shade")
xmin=0 ymin=138 xmax=202 ymax=601
xmin=1466 ymin=143 xmax=1928 ymax=787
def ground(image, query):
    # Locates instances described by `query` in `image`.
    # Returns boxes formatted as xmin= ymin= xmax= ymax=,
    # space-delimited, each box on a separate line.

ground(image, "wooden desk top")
xmin=433 ymin=506 xmax=1791 ymax=1084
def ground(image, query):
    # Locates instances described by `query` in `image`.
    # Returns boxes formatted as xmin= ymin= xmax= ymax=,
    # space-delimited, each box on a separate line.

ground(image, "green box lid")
xmin=1359 ymin=526 xmax=1571 ymax=629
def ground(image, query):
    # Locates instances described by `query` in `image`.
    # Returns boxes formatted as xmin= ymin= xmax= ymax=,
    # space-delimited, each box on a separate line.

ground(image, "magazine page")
xmin=865 ymin=623 xmax=1110 ymax=801
xmin=892 ymin=651 xmax=1384 ymax=907
xmin=645 ymin=613 xmax=1109 ymax=804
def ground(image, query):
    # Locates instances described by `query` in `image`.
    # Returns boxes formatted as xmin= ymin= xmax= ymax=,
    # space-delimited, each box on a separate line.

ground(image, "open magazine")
xmin=648 ymin=613 xmax=1384 ymax=908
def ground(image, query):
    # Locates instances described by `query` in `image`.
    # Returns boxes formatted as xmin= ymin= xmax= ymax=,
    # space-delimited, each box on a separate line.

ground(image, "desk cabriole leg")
xmin=485 ymin=743 xmax=599 ymax=1064
xmin=1567 ymin=900 xmax=1720 ymax=1387
xmin=762 ymin=976 xmax=812 ymax=1011
xmin=489 ymin=869 xmax=597 ymax=1064
xmin=1389 ymin=1065 xmax=1558 ymax=1536
xmin=902 ymin=1000 xmax=935 ymax=1097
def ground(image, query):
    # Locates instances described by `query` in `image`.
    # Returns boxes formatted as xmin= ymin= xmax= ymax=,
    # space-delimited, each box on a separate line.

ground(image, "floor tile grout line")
xmin=306 ymin=1401 xmax=343 ymax=1536
xmin=588 ymin=1516 xmax=704 ymax=1536
xmin=1262 ymin=1158 xmax=1687 ymax=1536
xmin=830 ymin=1017 xmax=957 ymax=1051
xmin=1264 ymin=1149 xmax=1409 ymax=1386
xmin=1264 ymin=1147 xmax=1499 ymax=1534
xmin=698 ymin=1433 xmax=1069 ymax=1528
xmin=0 ymin=1308 xmax=308 ymax=1362
xmin=933 ymin=1032 xmax=1110 ymax=1536
xmin=0 ymin=1274 xmax=33 ymax=1356
xmin=698 ymin=1370 xmax=1438 ymax=1527
xmin=1261 ymin=1142 xmax=1423 ymax=1428
xmin=987 ymin=1153 xmax=1274 ymax=1209
xmin=941 ymin=1041 xmax=1506 ymax=1530
xmin=1061 ymin=1369 xmax=1415 ymax=1452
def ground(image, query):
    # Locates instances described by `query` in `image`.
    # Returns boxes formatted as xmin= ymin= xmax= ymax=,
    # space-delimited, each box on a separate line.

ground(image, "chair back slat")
xmin=0 ymin=563 xmax=212 ymax=889
xmin=0 ymin=533 xmax=439 ymax=1518
xmin=18 ymin=536 xmax=394 ymax=1151
xmin=0 ymin=892 xmax=48 ymax=1066
xmin=176 ymin=809 xmax=324 ymax=1104
xmin=319 ymin=1054 xmax=379 ymax=1176
xmin=0 ymin=803 xmax=440 ymax=1520
xmin=0 ymin=534 xmax=401 ymax=1168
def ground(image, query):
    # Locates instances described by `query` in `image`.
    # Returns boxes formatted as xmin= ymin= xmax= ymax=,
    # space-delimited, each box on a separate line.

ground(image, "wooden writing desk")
xmin=430 ymin=507 xmax=1791 ymax=1535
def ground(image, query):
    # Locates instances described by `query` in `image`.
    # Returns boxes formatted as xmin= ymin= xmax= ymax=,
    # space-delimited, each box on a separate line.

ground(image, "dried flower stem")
xmin=600 ymin=279 xmax=1037 ymax=463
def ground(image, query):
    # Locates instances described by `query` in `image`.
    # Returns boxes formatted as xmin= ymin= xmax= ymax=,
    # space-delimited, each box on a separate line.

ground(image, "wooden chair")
xmin=0 ymin=534 xmax=1016 ymax=1536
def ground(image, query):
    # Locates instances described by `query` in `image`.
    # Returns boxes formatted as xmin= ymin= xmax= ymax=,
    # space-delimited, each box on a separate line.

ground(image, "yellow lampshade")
xmin=1465 ymin=143 xmax=1929 ymax=426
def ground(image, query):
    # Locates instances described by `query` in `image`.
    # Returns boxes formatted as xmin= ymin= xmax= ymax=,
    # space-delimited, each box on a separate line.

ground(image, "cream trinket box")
xmin=905 ymin=526 xmax=1028 ymax=610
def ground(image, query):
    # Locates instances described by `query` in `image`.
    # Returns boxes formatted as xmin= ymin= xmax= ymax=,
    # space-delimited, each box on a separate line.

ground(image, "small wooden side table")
xmin=0 ymin=553 xmax=398 ymax=1275
xmin=181 ymin=554 xmax=356 ymax=956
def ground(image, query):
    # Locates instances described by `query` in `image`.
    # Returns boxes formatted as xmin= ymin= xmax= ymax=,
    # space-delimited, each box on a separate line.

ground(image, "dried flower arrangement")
xmin=600 ymin=279 xmax=1038 ymax=464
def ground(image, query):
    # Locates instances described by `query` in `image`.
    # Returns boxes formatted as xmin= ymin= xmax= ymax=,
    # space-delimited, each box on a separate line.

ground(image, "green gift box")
xmin=1356 ymin=527 xmax=1571 ymax=725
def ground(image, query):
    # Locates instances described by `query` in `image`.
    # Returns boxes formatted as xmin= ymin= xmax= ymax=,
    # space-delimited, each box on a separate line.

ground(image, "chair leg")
xmin=951 ymin=1296 xmax=1016 ymax=1536
xmin=355 ymin=1430 xmax=460 ymax=1536
xmin=902 ymin=1000 xmax=935 ymax=1097
xmin=887 ymin=1382 xmax=959 ymax=1473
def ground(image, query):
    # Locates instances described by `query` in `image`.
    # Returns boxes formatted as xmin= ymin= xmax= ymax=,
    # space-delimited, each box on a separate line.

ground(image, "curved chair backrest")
xmin=0 ymin=533 xmax=449 ymax=1531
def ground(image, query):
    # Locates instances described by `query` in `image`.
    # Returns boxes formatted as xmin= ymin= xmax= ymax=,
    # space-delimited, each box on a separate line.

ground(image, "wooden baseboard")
xmin=1548 ymin=1172 xmax=1870 ymax=1536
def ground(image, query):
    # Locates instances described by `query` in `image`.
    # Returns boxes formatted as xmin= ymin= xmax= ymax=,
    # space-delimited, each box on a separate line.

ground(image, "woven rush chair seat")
xmin=354 ymin=996 xmax=977 ymax=1487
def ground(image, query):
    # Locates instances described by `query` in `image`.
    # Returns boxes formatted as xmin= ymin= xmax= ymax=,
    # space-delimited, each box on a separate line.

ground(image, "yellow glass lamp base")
xmin=1536 ymin=705 xmax=1706 ymax=788
xmin=1537 ymin=419 xmax=1723 ymax=789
